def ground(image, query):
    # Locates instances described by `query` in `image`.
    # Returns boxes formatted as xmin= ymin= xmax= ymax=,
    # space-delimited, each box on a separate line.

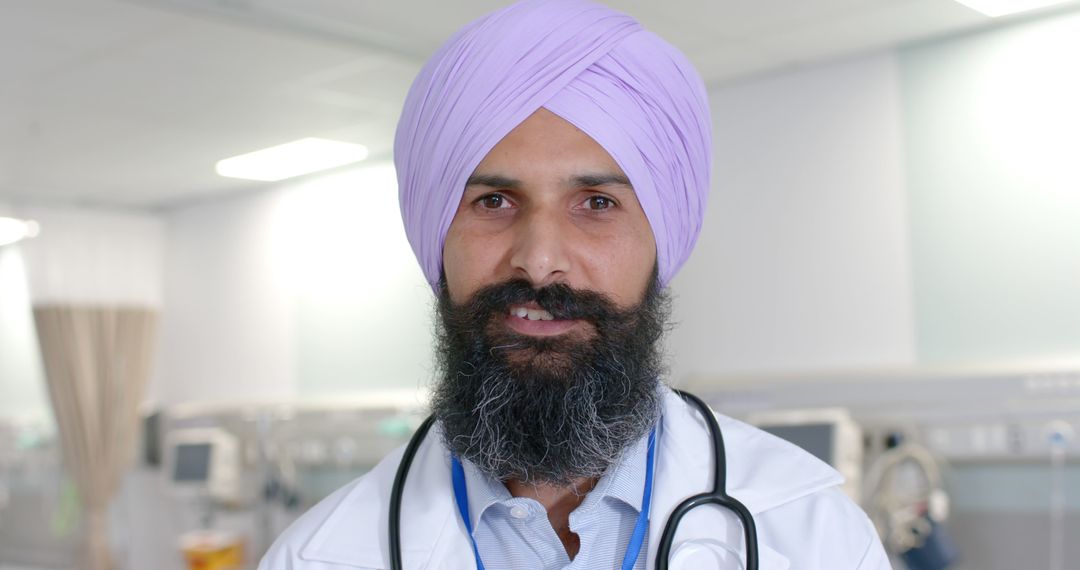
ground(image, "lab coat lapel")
xmin=298 ymin=425 xmax=474 ymax=569
xmin=394 ymin=427 xmax=475 ymax=569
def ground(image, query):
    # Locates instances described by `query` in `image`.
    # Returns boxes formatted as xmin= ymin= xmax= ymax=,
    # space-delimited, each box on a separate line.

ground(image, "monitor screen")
xmin=173 ymin=442 xmax=212 ymax=482
xmin=761 ymin=422 xmax=835 ymax=465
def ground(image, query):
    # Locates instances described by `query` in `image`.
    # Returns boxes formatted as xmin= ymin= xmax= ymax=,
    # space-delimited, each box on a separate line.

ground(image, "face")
xmin=443 ymin=108 xmax=657 ymax=330
xmin=432 ymin=109 xmax=666 ymax=485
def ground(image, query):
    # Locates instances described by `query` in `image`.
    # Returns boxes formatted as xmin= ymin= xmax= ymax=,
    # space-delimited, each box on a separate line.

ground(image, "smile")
xmin=505 ymin=304 xmax=582 ymax=337
xmin=509 ymin=305 xmax=555 ymax=321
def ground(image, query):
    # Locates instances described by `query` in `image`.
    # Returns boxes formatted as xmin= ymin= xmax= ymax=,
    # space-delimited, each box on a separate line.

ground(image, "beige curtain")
xmin=33 ymin=305 xmax=158 ymax=570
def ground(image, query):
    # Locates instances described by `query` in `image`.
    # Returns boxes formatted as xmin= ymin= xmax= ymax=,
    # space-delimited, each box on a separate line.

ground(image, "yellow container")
xmin=179 ymin=530 xmax=244 ymax=570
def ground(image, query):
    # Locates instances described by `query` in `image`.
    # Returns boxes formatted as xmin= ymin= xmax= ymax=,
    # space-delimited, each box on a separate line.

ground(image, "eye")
xmin=476 ymin=193 xmax=510 ymax=209
xmin=585 ymin=195 xmax=616 ymax=210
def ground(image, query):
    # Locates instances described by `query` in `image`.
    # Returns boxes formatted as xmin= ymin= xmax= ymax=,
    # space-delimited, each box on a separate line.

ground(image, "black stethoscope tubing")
xmin=388 ymin=413 xmax=436 ymax=570
xmin=388 ymin=390 xmax=759 ymax=570
xmin=656 ymin=389 xmax=759 ymax=569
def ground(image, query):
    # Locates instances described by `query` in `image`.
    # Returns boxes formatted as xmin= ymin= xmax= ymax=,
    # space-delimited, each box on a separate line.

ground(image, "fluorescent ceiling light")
xmin=215 ymin=137 xmax=369 ymax=182
xmin=953 ymin=0 xmax=1074 ymax=17
xmin=0 ymin=217 xmax=40 ymax=247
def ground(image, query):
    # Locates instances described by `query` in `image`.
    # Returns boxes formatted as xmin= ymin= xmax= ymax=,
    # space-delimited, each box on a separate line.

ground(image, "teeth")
xmin=510 ymin=305 xmax=555 ymax=321
xmin=527 ymin=308 xmax=554 ymax=321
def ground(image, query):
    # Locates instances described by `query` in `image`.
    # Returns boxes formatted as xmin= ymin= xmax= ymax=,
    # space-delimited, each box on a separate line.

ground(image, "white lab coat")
xmin=260 ymin=388 xmax=891 ymax=569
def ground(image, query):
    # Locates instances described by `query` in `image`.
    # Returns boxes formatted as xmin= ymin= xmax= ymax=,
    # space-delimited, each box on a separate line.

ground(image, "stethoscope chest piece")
xmin=669 ymin=539 xmax=746 ymax=570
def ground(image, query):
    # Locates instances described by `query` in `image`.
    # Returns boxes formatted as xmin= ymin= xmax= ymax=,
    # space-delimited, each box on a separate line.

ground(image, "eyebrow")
xmin=464 ymin=172 xmax=633 ymax=190
xmin=465 ymin=174 xmax=520 ymax=189
xmin=571 ymin=173 xmax=632 ymax=189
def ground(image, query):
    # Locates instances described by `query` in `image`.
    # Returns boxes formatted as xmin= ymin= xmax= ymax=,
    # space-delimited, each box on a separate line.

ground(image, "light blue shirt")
xmin=459 ymin=431 xmax=652 ymax=570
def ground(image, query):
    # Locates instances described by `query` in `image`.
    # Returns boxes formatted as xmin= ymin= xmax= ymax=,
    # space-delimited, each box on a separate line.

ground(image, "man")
xmin=261 ymin=1 xmax=891 ymax=568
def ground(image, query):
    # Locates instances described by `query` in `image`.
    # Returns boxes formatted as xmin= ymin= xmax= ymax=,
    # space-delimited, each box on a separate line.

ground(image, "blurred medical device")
xmin=0 ymin=419 xmax=76 ymax=568
xmin=863 ymin=437 xmax=959 ymax=570
xmin=166 ymin=428 xmax=243 ymax=505
xmin=137 ymin=390 xmax=427 ymax=568
xmin=164 ymin=428 xmax=247 ymax=569
xmin=682 ymin=361 xmax=1080 ymax=570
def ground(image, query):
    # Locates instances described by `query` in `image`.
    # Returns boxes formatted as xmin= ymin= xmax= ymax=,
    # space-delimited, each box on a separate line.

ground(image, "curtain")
xmin=33 ymin=305 xmax=158 ymax=570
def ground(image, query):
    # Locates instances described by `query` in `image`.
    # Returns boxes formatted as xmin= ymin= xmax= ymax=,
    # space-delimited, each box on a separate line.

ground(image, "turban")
xmin=395 ymin=0 xmax=711 ymax=290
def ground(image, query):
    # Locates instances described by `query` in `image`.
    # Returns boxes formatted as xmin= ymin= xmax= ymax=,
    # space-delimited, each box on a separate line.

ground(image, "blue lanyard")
xmin=451 ymin=428 xmax=657 ymax=570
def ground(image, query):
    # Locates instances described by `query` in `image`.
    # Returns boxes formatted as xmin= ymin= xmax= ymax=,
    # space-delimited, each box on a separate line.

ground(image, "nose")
xmin=508 ymin=208 xmax=571 ymax=287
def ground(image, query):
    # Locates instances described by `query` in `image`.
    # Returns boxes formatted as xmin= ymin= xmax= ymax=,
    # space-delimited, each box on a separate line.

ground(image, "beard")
xmin=430 ymin=271 xmax=669 ymax=486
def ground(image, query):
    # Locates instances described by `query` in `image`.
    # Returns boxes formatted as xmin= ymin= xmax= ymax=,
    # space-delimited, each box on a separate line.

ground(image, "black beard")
xmin=430 ymin=272 xmax=669 ymax=486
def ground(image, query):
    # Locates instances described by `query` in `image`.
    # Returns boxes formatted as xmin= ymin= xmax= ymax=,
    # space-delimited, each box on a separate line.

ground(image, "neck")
xmin=505 ymin=477 xmax=598 ymax=559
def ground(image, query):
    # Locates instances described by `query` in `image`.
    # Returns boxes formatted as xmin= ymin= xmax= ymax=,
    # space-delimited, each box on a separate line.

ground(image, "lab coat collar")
xmin=297 ymin=386 xmax=842 ymax=569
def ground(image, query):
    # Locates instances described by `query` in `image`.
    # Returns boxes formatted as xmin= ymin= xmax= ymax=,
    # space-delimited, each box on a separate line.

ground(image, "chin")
xmin=502 ymin=346 xmax=579 ymax=379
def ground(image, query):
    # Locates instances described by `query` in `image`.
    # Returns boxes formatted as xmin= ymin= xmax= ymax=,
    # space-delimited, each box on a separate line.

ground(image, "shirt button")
xmin=509 ymin=505 xmax=529 ymax=519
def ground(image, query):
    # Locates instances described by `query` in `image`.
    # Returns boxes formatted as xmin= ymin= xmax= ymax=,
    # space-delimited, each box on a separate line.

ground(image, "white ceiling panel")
xmin=622 ymin=0 xmax=882 ymax=43
xmin=3 ymin=0 xmax=1075 ymax=209
xmin=752 ymin=0 xmax=988 ymax=67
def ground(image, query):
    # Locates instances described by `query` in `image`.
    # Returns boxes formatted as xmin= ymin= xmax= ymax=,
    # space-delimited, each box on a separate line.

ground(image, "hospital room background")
xmin=1 ymin=1 xmax=1078 ymax=569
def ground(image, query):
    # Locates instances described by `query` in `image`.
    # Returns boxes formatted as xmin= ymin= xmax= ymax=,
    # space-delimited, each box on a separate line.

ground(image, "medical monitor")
xmin=173 ymin=442 xmax=213 ymax=483
xmin=165 ymin=428 xmax=242 ymax=504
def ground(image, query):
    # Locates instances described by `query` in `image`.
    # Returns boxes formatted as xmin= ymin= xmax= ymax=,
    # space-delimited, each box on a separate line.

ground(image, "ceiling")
xmin=0 ymin=0 xmax=1069 ymax=210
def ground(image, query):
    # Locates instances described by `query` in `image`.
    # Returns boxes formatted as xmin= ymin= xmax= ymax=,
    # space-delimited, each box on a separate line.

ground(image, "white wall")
xmin=669 ymin=52 xmax=916 ymax=381
xmin=0 ymin=244 xmax=47 ymax=423
xmin=154 ymin=163 xmax=433 ymax=407
xmin=17 ymin=205 xmax=163 ymax=306
xmin=154 ymin=184 xmax=298 ymax=406
xmin=284 ymin=165 xmax=433 ymax=398
xmin=0 ymin=200 xmax=45 ymax=422
xmin=900 ymin=10 xmax=1080 ymax=364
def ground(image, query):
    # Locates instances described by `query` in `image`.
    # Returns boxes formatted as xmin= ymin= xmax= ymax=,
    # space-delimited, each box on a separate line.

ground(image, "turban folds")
xmin=395 ymin=0 xmax=711 ymax=290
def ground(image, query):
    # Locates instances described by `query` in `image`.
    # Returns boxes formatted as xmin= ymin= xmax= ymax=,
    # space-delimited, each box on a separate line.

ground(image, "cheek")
xmin=441 ymin=226 xmax=470 ymax=303
xmin=619 ymin=224 xmax=657 ymax=300
xmin=442 ymin=223 xmax=500 ymax=304
xmin=588 ymin=233 xmax=656 ymax=305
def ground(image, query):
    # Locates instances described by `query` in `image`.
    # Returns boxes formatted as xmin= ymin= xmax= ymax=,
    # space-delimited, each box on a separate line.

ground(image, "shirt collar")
xmin=593 ymin=425 xmax=652 ymax=513
xmin=458 ymin=423 xmax=657 ymax=529
xmin=460 ymin=456 xmax=513 ymax=528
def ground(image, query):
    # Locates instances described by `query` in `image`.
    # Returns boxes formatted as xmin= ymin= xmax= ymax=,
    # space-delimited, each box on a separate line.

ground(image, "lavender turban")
xmin=395 ymin=0 xmax=711 ymax=290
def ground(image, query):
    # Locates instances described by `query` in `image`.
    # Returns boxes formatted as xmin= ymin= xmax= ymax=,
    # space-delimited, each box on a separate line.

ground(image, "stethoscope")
xmin=388 ymin=389 xmax=759 ymax=570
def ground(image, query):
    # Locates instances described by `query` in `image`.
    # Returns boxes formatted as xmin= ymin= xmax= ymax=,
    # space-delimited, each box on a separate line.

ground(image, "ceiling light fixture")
xmin=953 ymin=0 xmax=1074 ymax=17
xmin=215 ymin=138 xmax=370 ymax=182
xmin=0 ymin=217 xmax=40 ymax=247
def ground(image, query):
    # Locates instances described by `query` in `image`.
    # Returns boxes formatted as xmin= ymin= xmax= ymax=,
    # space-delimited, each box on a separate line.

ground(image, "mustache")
xmin=444 ymin=278 xmax=626 ymax=325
